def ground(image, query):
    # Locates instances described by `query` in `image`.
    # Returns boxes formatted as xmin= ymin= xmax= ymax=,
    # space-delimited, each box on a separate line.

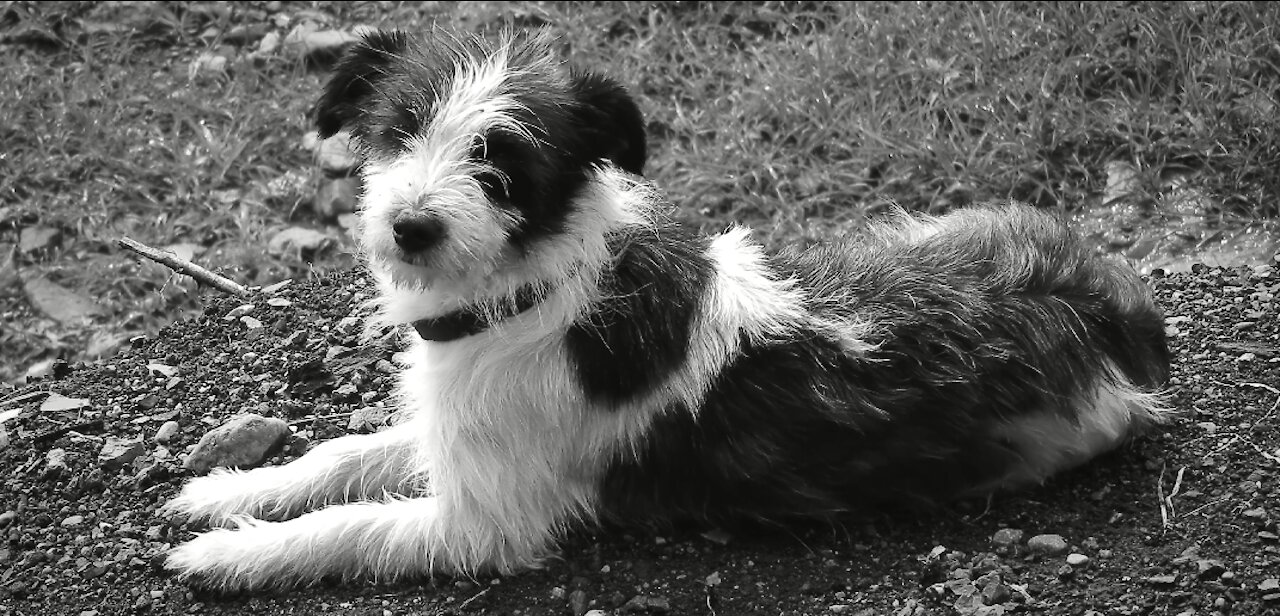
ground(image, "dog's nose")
xmin=391 ymin=213 xmax=447 ymax=253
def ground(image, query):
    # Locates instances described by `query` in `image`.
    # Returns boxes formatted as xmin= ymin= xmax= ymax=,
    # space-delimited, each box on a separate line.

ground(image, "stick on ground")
xmin=118 ymin=237 xmax=251 ymax=297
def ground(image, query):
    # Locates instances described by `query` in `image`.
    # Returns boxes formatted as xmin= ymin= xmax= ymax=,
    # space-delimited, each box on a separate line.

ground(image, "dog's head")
xmin=314 ymin=30 xmax=646 ymax=293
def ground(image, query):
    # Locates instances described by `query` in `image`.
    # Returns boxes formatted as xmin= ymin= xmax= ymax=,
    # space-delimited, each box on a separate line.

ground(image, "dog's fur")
xmin=162 ymin=30 xmax=1171 ymax=590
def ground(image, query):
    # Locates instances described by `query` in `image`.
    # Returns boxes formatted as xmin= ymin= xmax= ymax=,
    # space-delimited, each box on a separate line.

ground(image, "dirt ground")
xmin=0 ymin=259 xmax=1278 ymax=616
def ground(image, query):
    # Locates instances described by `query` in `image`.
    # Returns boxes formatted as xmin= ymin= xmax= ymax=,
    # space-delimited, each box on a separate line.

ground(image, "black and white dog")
xmin=163 ymin=30 xmax=1170 ymax=590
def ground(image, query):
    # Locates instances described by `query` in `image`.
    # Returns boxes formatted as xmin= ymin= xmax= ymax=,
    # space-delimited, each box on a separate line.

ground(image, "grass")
xmin=2 ymin=0 xmax=1279 ymax=380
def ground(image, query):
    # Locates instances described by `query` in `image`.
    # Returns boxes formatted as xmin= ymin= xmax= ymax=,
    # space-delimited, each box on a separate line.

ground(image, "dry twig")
xmin=118 ymin=237 xmax=251 ymax=297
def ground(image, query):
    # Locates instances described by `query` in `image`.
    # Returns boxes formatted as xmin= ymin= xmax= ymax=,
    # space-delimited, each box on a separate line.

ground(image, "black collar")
xmin=410 ymin=286 xmax=544 ymax=342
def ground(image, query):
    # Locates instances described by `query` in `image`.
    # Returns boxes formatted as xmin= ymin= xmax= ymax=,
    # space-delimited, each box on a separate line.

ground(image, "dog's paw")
xmin=161 ymin=469 xmax=266 ymax=525
xmin=165 ymin=521 xmax=307 ymax=591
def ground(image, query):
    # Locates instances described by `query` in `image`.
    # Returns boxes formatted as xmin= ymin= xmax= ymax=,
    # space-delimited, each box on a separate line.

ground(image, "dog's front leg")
xmin=163 ymin=421 xmax=421 ymax=524
xmin=166 ymin=496 xmax=483 ymax=590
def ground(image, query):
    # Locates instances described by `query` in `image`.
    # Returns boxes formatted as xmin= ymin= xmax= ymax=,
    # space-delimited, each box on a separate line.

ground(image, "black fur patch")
xmin=311 ymin=30 xmax=649 ymax=253
xmin=565 ymin=221 xmax=713 ymax=408
xmin=599 ymin=203 xmax=1170 ymax=524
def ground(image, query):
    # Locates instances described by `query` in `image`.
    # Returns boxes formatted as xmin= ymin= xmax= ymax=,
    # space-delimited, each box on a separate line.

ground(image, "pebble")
xmin=18 ymin=225 xmax=61 ymax=253
xmin=1259 ymin=578 xmax=1280 ymax=593
xmin=1196 ymin=559 xmax=1226 ymax=580
xmin=0 ymin=511 xmax=15 ymax=527
xmin=268 ymin=226 xmax=333 ymax=257
xmin=1066 ymin=553 xmax=1090 ymax=567
xmin=315 ymin=132 xmax=359 ymax=174
xmin=45 ymin=448 xmax=69 ymax=476
xmin=99 ymin=436 xmax=145 ymax=471
xmin=154 ymin=421 xmax=181 ymax=446
xmin=621 ymin=594 xmax=670 ymax=613
xmin=60 ymin=514 xmax=84 ymax=527
xmin=1146 ymin=574 xmax=1178 ymax=586
xmin=568 ymin=589 xmax=588 ymax=616
xmin=992 ymin=528 xmax=1024 ymax=547
xmin=1027 ymin=534 xmax=1069 ymax=555
xmin=1242 ymin=507 xmax=1269 ymax=520
xmin=182 ymin=413 xmax=290 ymax=474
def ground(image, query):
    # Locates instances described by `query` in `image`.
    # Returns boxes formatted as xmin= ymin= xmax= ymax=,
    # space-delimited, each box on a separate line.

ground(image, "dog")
xmin=162 ymin=29 xmax=1171 ymax=590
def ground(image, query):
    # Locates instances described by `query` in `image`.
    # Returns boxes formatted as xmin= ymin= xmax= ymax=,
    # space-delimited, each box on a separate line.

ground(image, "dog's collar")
xmin=410 ymin=286 xmax=544 ymax=342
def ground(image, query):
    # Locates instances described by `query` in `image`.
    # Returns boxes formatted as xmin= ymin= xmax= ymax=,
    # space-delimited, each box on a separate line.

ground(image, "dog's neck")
xmin=410 ymin=285 xmax=544 ymax=342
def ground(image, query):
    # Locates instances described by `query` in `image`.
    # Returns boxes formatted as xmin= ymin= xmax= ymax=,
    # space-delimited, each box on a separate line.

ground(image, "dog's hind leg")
xmin=163 ymin=420 xmax=421 ymax=524
xmin=165 ymin=494 xmax=528 ymax=590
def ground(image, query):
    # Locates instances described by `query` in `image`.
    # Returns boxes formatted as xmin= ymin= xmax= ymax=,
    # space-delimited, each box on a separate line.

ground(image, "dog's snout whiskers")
xmin=392 ymin=212 xmax=448 ymax=253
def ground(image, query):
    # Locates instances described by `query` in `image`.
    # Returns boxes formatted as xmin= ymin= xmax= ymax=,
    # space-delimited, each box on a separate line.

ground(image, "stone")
xmin=1145 ymin=574 xmax=1178 ymax=586
xmin=313 ymin=177 xmax=359 ymax=220
xmin=1259 ymin=578 xmax=1280 ymax=593
xmin=22 ymin=275 xmax=103 ymax=323
xmin=284 ymin=26 xmax=359 ymax=58
xmin=19 ymin=225 xmax=61 ymax=254
xmin=183 ymin=413 xmax=290 ymax=475
xmin=188 ymin=52 xmax=228 ymax=79
xmin=60 ymin=515 xmax=84 ymax=527
xmin=315 ymin=133 xmax=358 ymax=174
xmin=45 ymin=448 xmax=68 ymax=477
xmin=99 ymin=437 xmax=145 ymax=471
xmin=1066 ymin=553 xmax=1090 ymax=567
xmin=154 ymin=421 xmax=181 ymax=446
xmin=568 ymin=589 xmax=588 ymax=616
xmin=991 ymin=528 xmax=1024 ymax=547
xmin=268 ymin=227 xmax=333 ymax=259
xmin=1026 ymin=534 xmax=1068 ymax=555
xmin=0 ymin=511 xmax=15 ymax=528
xmin=621 ymin=594 xmax=670 ymax=613
xmin=348 ymin=406 xmax=389 ymax=432
xmin=1196 ymin=559 xmax=1226 ymax=580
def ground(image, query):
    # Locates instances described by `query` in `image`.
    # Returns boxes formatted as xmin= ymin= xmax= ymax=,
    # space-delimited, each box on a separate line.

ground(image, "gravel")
xmin=0 ymin=261 xmax=1277 ymax=615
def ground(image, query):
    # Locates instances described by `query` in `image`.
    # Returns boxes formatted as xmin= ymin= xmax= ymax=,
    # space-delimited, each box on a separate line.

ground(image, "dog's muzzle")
xmin=392 ymin=212 xmax=447 ymax=254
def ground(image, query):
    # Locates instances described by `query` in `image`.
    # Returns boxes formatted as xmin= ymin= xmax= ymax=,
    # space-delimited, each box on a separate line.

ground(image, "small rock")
xmin=99 ymin=436 xmax=145 ymax=471
xmin=224 ymin=303 xmax=256 ymax=319
xmin=283 ymin=26 xmax=360 ymax=60
xmin=585 ymin=612 xmax=608 ymax=616
xmin=621 ymin=594 xmax=670 ymax=613
xmin=314 ymin=177 xmax=359 ymax=220
xmin=18 ymin=225 xmax=61 ymax=253
xmin=183 ymin=413 xmax=290 ymax=475
xmin=1196 ymin=559 xmax=1226 ymax=580
xmin=568 ymin=589 xmax=588 ymax=616
xmin=1259 ymin=578 xmax=1280 ymax=593
xmin=60 ymin=515 xmax=84 ymax=527
xmin=700 ymin=528 xmax=732 ymax=545
xmin=23 ymin=275 xmax=103 ymax=323
xmin=991 ymin=528 xmax=1024 ymax=548
xmin=315 ymin=133 xmax=359 ymax=174
xmin=1146 ymin=574 xmax=1179 ymax=587
xmin=1027 ymin=534 xmax=1069 ymax=555
xmin=268 ymin=227 xmax=333 ymax=258
xmin=1066 ymin=553 xmax=1090 ymax=567
xmin=348 ymin=407 xmax=389 ymax=432
xmin=45 ymin=448 xmax=69 ymax=476
xmin=154 ymin=421 xmax=181 ymax=446
xmin=0 ymin=511 xmax=15 ymax=527
xmin=1243 ymin=507 xmax=1269 ymax=520
xmin=188 ymin=52 xmax=228 ymax=79
xmin=256 ymin=31 xmax=280 ymax=55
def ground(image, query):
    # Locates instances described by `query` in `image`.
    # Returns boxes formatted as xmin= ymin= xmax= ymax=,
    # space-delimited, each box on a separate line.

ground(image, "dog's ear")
xmin=570 ymin=71 xmax=647 ymax=175
xmin=313 ymin=30 xmax=410 ymax=138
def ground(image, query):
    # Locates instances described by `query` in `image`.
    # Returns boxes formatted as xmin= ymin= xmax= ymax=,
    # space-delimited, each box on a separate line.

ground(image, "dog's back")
xmin=600 ymin=202 xmax=1169 ymax=523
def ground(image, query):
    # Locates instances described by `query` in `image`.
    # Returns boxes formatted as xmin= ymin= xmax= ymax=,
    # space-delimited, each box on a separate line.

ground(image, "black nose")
xmin=391 ymin=213 xmax=447 ymax=253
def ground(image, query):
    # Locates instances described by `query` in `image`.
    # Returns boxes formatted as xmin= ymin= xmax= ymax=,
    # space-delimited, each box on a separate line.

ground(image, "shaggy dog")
xmin=162 ymin=29 xmax=1170 ymax=590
